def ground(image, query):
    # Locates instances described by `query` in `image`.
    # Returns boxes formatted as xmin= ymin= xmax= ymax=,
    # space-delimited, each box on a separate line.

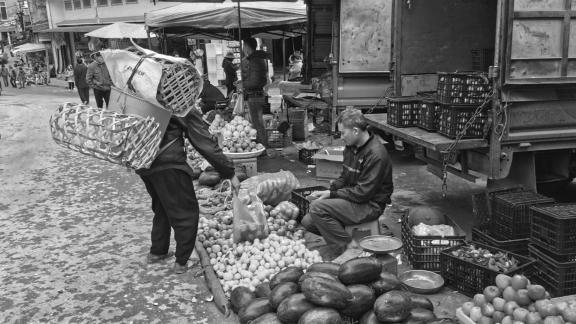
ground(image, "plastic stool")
xmin=345 ymin=219 xmax=380 ymax=242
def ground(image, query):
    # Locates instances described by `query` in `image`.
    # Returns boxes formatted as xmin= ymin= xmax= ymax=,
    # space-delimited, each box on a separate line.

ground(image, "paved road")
xmin=0 ymin=85 xmax=235 ymax=323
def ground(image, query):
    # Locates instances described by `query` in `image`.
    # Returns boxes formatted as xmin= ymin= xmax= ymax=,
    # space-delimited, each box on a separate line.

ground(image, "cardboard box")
xmin=312 ymin=146 xmax=344 ymax=179
xmin=232 ymin=157 xmax=257 ymax=177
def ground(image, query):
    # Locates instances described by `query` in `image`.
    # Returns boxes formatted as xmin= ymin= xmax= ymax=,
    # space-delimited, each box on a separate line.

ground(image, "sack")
xmin=232 ymin=92 xmax=245 ymax=115
xmin=239 ymin=170 xmax=300 ymax=206
xmin=232 ymin=192 xmax=269 ymax=243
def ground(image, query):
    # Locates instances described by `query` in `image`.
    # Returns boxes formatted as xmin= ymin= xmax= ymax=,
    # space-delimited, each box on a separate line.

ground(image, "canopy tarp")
xmin=13 ymin=43 xmax=49 ymax=54
xmin=146 ymin=1 xmax=306 ymax=33
xmin=85 ymin=22 xmax=150 ymax=39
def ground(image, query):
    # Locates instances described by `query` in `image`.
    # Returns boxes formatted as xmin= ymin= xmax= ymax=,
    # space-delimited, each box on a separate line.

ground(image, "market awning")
xmin=13 ymin=43 xmax=49 ymax=54
xmin=146 ymin=1 xmax=306 ymax=32
xmin=41 ymin=25 xmax=103 ymax=33
xmin=56 ymin=15 xmax=145 ymax=27
xmin=85 ymin=22 xmax=150 ymax=39
xmin=0 ymin=24 xmax=16 ymax=33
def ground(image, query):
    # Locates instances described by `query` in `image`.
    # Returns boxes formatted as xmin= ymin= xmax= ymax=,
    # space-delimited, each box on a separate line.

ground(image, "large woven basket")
xmin=50 ymin=103 xmax=162 ymax=170
xmin=125 ymin=47 xmax=203 ymax=117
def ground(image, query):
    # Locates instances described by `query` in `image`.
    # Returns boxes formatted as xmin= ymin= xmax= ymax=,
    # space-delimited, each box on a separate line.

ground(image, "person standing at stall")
xmin=17 ymin=67 xmax=26 ymax=89
xmin=86 ymin=52 xmax=112 ymax=108
xmin=0 ymin=65 xmax=8 ymax=87
xmin=222 ymin=51 xmax=238 ymax=98
xmin=74 ymin=58 xmax=89 ymax=104
xmin=9 ymin=66 xmax=17 ymax=88
xmin=240 ymin=38 xmax=270 ymax=147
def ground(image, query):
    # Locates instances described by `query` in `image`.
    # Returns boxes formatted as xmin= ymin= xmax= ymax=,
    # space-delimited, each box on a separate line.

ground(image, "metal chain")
xmin=440 ymin=90 xmax=495 ymax=197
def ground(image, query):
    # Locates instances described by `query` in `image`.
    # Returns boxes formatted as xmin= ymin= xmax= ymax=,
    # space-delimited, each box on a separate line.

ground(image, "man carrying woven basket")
xmin=137 ymin=110 xmax=241 ymax=274
xmin=301 ymin=109 xmax=394 ymax=262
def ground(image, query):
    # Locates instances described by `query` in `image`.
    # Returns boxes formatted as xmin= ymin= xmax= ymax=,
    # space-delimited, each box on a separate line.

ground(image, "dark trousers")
xmin=301 ymin=198 xmax=382 ymax=248
xmin=10 ymin=77 xmax=16 ymax=88
xmin=2 ymin=76 xmax=7 ymax=87
xmin=140 ymin=168 xmax=200 ymax=266
xmin=225 ymin=83 xmax=236 ymax=98
xmin=94 ymin=89 xmax=111 ymax=108
xmin=77 ymin=87 xmax=89 ymax=104
xmin=247 ymin=95 xmax=268 ymax=147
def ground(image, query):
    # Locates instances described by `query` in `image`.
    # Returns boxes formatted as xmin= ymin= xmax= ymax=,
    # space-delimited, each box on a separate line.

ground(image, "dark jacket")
xmin=240 ymin=50 xmax=270 ymax=92
xmin=86 ymin=61 xmax=112 ymax=91
xmin=137 ymin=109 xmax=235 ymax=179
xmin=329 ymin=134 xmax=393 ymax=208
xmin=222 ymin=57 xmax=238 ymax=88
xmin=74 ymin=64 xmax=89 ymax=88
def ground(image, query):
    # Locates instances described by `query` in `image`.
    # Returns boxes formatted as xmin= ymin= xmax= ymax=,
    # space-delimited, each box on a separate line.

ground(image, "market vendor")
xmin=137 ymin=109 xmax=241 ymax=274
xmin=301 ymin=109 xmax=394 ymax=261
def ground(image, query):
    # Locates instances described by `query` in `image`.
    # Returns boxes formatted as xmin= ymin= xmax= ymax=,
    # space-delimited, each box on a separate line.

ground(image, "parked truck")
xmin=307 ymin=0 xmax=576 ymax=193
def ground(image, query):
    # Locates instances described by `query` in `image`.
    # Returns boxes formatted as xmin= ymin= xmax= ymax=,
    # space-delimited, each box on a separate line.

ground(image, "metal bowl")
xmin=399 ymin=270 xmax=445 ymax=294
xmin=359 ymin=235 xmax=403 ymax=255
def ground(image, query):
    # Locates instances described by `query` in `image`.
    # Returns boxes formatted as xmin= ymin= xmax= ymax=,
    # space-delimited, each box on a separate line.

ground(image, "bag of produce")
xmin=239 ymin=170 xmax=300 ymax=206
xmin=270 ymin=201 xmax=300 ymax=220
xmin=233 ymin=191 xmax=269 ymax=243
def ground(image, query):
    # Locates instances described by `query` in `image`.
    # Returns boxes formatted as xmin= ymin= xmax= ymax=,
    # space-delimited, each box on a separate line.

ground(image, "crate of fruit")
xmin=529 ymin=244 xmax=576 ymax=297
xmin=436 ymin=72 xmax=492 ymax=104
xmin=530 ymin=203 xmax=576 ymax=256
xmin=471 ymin=225 xmax=529 ymax=255
xmin=440 ymin=242 xmax=536 ymax=297
xmin=416 ymin=99 xmax=442 ymax=131
xmin=401 ymin=212 xmax=467 ymax=272
xmin=291 ymin=186 xmax=328 ymax=222
xmin=387 ymin=97 xmax=420 ymax=128
xmin=437 ymin=103 xmax=488 ymax=139
xmin=490 ymin=190 xmax=554 ymax=240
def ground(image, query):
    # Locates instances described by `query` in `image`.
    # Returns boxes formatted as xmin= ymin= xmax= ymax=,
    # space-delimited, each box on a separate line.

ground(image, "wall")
xmin=47 ymin=0 xmax=173 ymax=24
xmin=399 ymin=0 xmax=497 ymax=74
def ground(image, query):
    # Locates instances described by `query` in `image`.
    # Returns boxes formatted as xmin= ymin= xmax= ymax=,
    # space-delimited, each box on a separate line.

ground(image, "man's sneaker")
xmin=147 ymin=251 xmax=174 ymax=264
xmin=173 ymin=262 xmax=188 ymax=274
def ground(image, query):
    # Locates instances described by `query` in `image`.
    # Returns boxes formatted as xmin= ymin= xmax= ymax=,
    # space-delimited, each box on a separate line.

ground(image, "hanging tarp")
xmin=145 ymin=1 xmax=306 ymax=32
xmin=13 ymin=43 xmax=49 ymax=54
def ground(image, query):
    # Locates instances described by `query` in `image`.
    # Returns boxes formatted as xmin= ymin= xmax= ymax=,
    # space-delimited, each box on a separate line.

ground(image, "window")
xmin=126 ymin=0 xmax=138 ymax=3
xmin=73 ymin=0 xmax=82 ymax=9
xmin=0 ymin=2 xmax=6 ymax=20
xmin=111 ymin=0 xmax=122 ymax=5
xmin=97 ymin=0 xmax=108 ymax=6
xmin=64 ymin=0 xmax=73 ymax=10
xmin=83 ymin=0 xmax=91 ymax=8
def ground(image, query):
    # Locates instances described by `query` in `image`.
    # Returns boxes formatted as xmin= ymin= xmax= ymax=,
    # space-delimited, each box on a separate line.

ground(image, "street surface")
xmin=0 ymin=84 xmax=235 ymax=323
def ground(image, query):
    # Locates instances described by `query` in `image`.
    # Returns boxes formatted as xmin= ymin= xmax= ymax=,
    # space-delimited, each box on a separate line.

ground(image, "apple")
xmin=493 ymin=311 xmax=506 ymax=324
xmin=525 ymin=312 xmax=543 ymax=324
xmin=562 ymin=306 xmax=576 ymax=323
xmin=516 ymin=289 xmax=532 ymax=307
xmin=482 ymin=303 xmax=496 ymax=317
xmin=493 ymin=297 xmax=507 ymax=312
xmin=556 ymin=302 xmax=569 ymax=314
xmin=513 ymin=307 xmax=530 ymax=322
xmin=544 ymin=316 xmax=565 ymax=324
xmin=478 ymin=316 xmax=494 ymax=324
xmin=462 ymin=301 xmax=475 ymax=316
xmin=536 ymin=300 xmax=559 ymax=318
xmin=496 ymin=274 xmax=512 ymax=291
xmin=471 ymin=306 xmax=483 ymax=322
xmin=503 ymin=286 xmax=517 ymax=302
xmin=502 ymin=315 xmax=513 ymax=324
xmin=527 ymin=284 xmax=547 ymax=301
xmin=504 ymin=301 xmax=520 ymax=316
xmin=475 ymin=293 xmax=488 ymax=307
xmin=484 ymin=285 xmax=501 ymax=302
xmin=511 ymin=274 xmax=529 ymax=290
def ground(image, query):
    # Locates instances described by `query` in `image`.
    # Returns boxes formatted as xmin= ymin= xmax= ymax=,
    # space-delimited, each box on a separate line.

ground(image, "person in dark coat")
xmin=86 ymin=52 xmax=112 ymax=108
xmin=222 ymin=51 xmax=238 ymax=98
xmin=74 ymin=58 xmax=90 ymax=104
xmin=240 ymin=38 xmax=271 ymax=147
xmin=9 ymin=66 xmax=16 ymax=88
xmin=137 ymin=109 xmax=240 ymax=274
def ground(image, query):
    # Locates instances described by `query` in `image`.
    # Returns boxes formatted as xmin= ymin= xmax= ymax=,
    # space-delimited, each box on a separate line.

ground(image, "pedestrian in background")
xmin=86 ymin=52 xmax=112 ymax=109
xmin=222 ymin=51 xmax=238 ymax=98
xmin=65 ymin=65 xmax=74 ymax=91
xmin=0 ymin=65 xmax=8 ymax=87
xmin=17 ymin=67 xmax=26 ymax=88
xmin=74 ymin=58 xmax=89 ymax=104
xmin=9 ymin=66 xmax=16 ymax=88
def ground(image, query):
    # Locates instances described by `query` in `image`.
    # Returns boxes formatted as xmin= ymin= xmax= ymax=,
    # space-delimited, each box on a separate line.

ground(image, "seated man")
xmin=301 ymin=109 xmax=394 ymax=261
xmin=198 ymin=79 xmax=226 ymax=114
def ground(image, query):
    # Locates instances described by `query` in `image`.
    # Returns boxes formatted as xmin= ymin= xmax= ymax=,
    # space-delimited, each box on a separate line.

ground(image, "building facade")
xmin=0 ymin=0 xmax=33 ymax=48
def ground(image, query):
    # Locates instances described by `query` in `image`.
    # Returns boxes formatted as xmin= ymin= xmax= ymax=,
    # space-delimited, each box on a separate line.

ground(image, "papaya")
xmin=307 ymin=262 xmax=340 ymax=277
xmin=269 ymin=282 xmax=299 ymax=309
xmin=407 ymin=308 xmax=436 ymax=323
xmin=249 ymin=313 xmax=282 ymax=324
xmin=298 ymin=307 xmax=343 ymax=324
xmin=269 ymin=266 xmax=304 ymax=290
xmin=230 ymin=286 xmax=255 ymax=314
xmin=238 ymin=298 xmax=273 ymax=324
xmin=409 ymin=295 xmax=434 ymax=311
xmin=300 ymin=276 xmax=352 ymax=309
xmin=341 ymin=284 xmax=376 ymax=319
xmin=360 ymin=311 xmax=385 ymax=324
xmin=277 ymin=293 xmax=316 ymax=324
xmin=371 ymin=272 xmax=402 ymax=296
xmin=373 ymin=291 xmax=412 ymax=323
xmin=338 ymin=257 xmax=382 ymax=285
xmin=255 ymin=281 xmax=272 ymax=298
xmin=198 ymin=171 xmax=221 ymax=186
xmin=298 ymin=271 xmax=338 ymax=287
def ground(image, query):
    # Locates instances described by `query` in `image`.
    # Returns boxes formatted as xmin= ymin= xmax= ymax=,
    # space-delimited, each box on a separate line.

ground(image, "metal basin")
xmin=399 ymin=270 xmax=444 ymax=294
xmin=359 ymin=235 xmax=403 ymax=255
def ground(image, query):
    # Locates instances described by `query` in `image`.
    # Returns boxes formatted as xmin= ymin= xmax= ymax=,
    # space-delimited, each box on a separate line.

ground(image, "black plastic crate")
xmin=416 ymin=99 xmax=442 ymax=131
xmin=529 ymin=244 xmax=576 ymax=297
xmin=440 ymin=242 xmax=536 ymax=297
xmin=387 ymin=97 xmax=420 ymax=128
xmin=471 ymin=226 xmax=529 ymax=255
xmin=401 ymin=213 xmax=467 ymax=273
xmin=266 ymin=127 xmax=292 ymax=149
xmin=298 ymin=148 xmax=321 ymax=165
xmin=436 ymin=72 xmax=492 ymax=104
xmin=291 ymin=186 xmax=328 ymax=222
xmin=437 ymin=103 xmax=488 ymax=139
xmin=491 ymin=191 xmax=554 ymax=239
xmin=530 ymin=203 xmax=576 ymax=256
